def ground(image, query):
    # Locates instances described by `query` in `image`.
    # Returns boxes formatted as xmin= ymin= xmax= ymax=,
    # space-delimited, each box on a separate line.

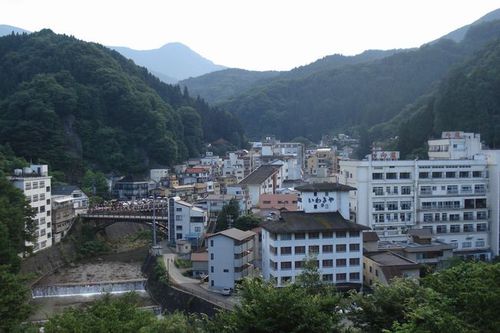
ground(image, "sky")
xmin=2 ymin=0 xmax=500 ymax=71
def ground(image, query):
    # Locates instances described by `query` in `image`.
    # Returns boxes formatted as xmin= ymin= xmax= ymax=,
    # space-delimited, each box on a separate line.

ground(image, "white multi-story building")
xmin=222 ymin=152 xmax=246 ymax=182
xmin=238 ymin=164 xmax=283 ymax=207
xmin=168 ymin=196 xmax=207 ymax=247
xmin=261 ymin=183 xmax=369 ymax=287
xmin=339 ymin=132 xmax=499 ymax=259
xmin=208 ymin=228 xmax=256 ymax=290
xmin=9 ymin=165 xmax=52 ymax=252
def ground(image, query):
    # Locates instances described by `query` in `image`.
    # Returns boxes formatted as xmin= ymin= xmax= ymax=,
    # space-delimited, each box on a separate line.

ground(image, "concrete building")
xmin=428 ymin=132 xmax=482 ymax=160
xmin=258 ymin=193 xmax=299 ymax=212
xmin=9 ymin=165 xmax=52 ymax=252
xmin=238 ymin=165 xmax=283 ymax=207
xmin=168 ymin=197 xmax=207 ymax=247
xmin=112 ymin=176 xmax=149 ymax=200
xmin=306 ymin=148 xmax=338 ymax=177
xmin=195 ymin=194 xmax=245 ymax=220
xmin=150 ymin=169 xmax=169 ymax=183
xmin=222 ymin=152 xmax=246 ymax=182
xmin=261 ymin=183 xmax=369 ymax=287
xmin=52 ymin=185 xmax=89 ymax=214
xmin=191 ymin=250 xmax=209 ymax=278
xmin=208 ymin=228 xmax=256 ymax=290
xmin=339 ymin=132 xmax=498 ymax=259
xmin=363 ymin=251 xmax=420 ymax=286
xmin=51 ymin=195 xmax=75 ymax=243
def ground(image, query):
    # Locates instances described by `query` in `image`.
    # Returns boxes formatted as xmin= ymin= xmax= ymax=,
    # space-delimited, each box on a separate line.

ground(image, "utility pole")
xmin=151 ymin=185 xmax=162 ymax=256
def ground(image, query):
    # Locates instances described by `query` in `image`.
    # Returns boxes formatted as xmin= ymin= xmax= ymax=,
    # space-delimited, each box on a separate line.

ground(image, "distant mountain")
xmin=180 ymin=49 xmax=400 ymax=104
xmin=0 ymin=24 xmax=30 ymax=36
xmin=0 ymin=30 xmax=244 ymax=180
xmin=437 ymin=8 xmax=500 ymax=43
xmin=111 ymin=43 xmax=226 ymax=83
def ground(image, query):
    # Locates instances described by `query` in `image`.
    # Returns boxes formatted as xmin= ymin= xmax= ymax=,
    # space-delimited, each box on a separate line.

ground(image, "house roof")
xmin=208 ymin=228 xmax=255 ymax=241
xmin=363 ymin=231 xmax=380 ymax=242
xmin=191 ymin=251 xmax=208 ymax=262
xmin=364 ymin=251 xmax=420 ymax=281
xmin=407 ymin=228 xmax=432 ymax=238
xmin=239 ymin=165 xmax=279 ymax=185
xmin=185 ymin=167 xmax=208 ymax=174
xmin=295 ymin=182 xmax=356 ymax=192
xmin=117 ymin=175 xmax=148 ymax=183
xmin=52 ymin=185 xmax=80 ymax=195
xmin=261 ymin=211 xmax=370 ymax=234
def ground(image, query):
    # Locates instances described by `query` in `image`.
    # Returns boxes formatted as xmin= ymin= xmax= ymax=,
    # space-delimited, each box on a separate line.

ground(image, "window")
xmin=336 ymin=273 xmax=347 ymax=281
xmin=459 ymin=171 xmax=469 ymax=178
xmin=419 ymin=172 xmax=429 ymax=179
xmin=25 ymin=182 xmax=32 ymax=190
xmin=477 ymin=223 xmax=487 ymax=232
xmin=474 ymin=184 xmax=486 ymax=194
xmin=373 ymin=202 xmax=384 ymax=211
xmin=281 ymin=262 xmax=292 ymax=270
xmin=175 ymin=215 xmax=182 ymax=221
xmin=349 ymin=272 xmax=360 ymax=280
xmin=40 ymin=229 xmax=46 ymax=236
xmin=462 ymin=241 xmax=472 ymax=248
xmin=308 ymin=245 xmax=320 ymax=254
xmin=463 ymin=212 xmax=473 ymax=220
xmin=322 ymin=231 xmax=333 ymax=238
xmin=386 ymin=172 xmax=397 ymax=180
xmin=280 ymin=247 xmax=292 ymax=255
xmin=40 ymin=241 xmax=47 ymax=248
xmin=269 ymin=245 xmax=277 ymax=255
xmin=210 ymin=253 xmax=214 ymax=260
xmin=402 ymin=186 xmax=411 ymax=195
xmin=295 ymin=261 xmax=303 ymax=269
xmin=33 ymin=194 xmax=38 ymax=202
xmin=400 ymin=172 xmax=411 ymax=179
xmin=336 ymin=231 xmax=346 ymax=238
xmin=295 ymin=233 xmax=305 ymax=240
xmin=210 ymin=240 xmax=214 ymax=247
xmin=280 ymin=233 xmax=292 ymax=240
xmin=449 ymin=214 xmax=460 ymax=221
xmin=349 ymin=258 xmax=360 ymax=266
xmin=475 ymin=239 xmax=485 ymax=248
xmin=432 ymin=172 xmax=442 ymax=178
xmin=445 ymin=171 xmax=456 ymax=178
xmin=39 ymin=206 xmax=45 ymax=213
xmin=336 ymin=259 xmax=347 ymax=267
xmin=322 ymin=274 xmax=333 ymax=281
xmin=295 ymin=246 xmax=305 ymax=254
xmin=322 ymin=245 xmax=333 ymax=253
xmin=176 ymin=207 xmax=182 ymax=212
xmin=464 ymin=224 xmax=474 ymax=232
xmin=450 ymin=225 xmax=460 ymax=233
xmin=349 ymin=244 xmax=360 ymax=251
xmin=373 ymin=187 xmax=384 ymax=195
xmin=322 ymin=259 xmax=333 ymax=267
xmin=176 ymin=233 xmax=182 ymax=239
xmin=423 ymin=213 xmax=433 ymax=222
xmin=447 ymin=185 xmax=458 ymax=194
xmin=436 ymin=225 xmax=447 ymax=234
xmin=281 ymin=276 xmax=291 ymax=284
xmin=175 ymin=225 xmax=182 ymax=231
xmin=372 ymin=173 xmax=383 ymax=180
xmin=350 ymin=231 xmax=360 ymax=237
xmin=46 ymin=186 xmax=50 ymax=192
xmin=472 ymin=171 xmax=483 ymax=178
xmin=401 ymin=201 xmax=411 ymax=210
xmin=211 ymin=266 xmax=214 ymax=273
xmin=476 ymin=199 xmax=487 ymax=208
xmin=336 ymin=244 xmax=346 ymax=252
xmin=387 ymin=202 xmax=398 ymax=211
xmin=461 ymin=185 xmax=472 ymax=193
xmin=308 ymin=232 xmax=319 ymax=239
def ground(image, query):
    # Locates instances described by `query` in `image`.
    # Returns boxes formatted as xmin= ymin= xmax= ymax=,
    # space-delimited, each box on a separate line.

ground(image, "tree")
xmin=215 ymin=199 xmax=241 ymax=231
xmin=208 ymin=278 xmax=342 ymax=333
xmin=234 ymin=214 xmax=261 ymax=231
xmin=82 ymin=169 xmax=110 ymax=201
xmin=0 ymin=265 xmax=33 ymax=331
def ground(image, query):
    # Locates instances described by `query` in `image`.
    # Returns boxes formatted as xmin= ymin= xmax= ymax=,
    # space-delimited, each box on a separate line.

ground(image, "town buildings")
xmin=52 ymin=185 xmax=89 ymax=214
xmin=261 ymin=183 xmax=369 ymax=287
xmin=112 ymin=176 xmax=149 ymax=200
xmin=238 ymin=164 xmax=283 ymax=207
xmin=339 ymin=132 xmax=499 ymax=259
xmin=9 ymin=165 xmax=52 ymax=252
xmin=168 ymin=196 xmax=207 ymax=247
xmin=208 ymin=228 xmax=256 ymax=290
xmin=51 ymin=195 xmax=75 ymax=243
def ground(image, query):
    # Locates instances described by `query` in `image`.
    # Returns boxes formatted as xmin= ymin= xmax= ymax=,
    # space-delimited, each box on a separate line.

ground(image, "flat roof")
xmin=364 ymin=251 xmax=418 ymax=266
xmin=261 ymin=211 xmax=369 ymax=234
xmin=295 ymin=182 xmax=356 ymax=192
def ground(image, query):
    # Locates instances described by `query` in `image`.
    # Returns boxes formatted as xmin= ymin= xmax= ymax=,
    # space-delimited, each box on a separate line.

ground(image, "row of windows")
xmin=422 ymin=211 xmax=488 ymax=222
xmin=418 ymin=171 xmax=484 ymax=179
xmin=372 ymin=172 xmax=411 ymax=180
xmin=422 ymin=223 xmax=488 ymax=234
xmin=373 ymin=186 xmax=412 ymax=196
xmin=269 ymin=243 xmax=361 ymax=255
xmin=278 ymin=272 xmax=360 ymax=284
xmin=420 ymin=184 xmax=486 ymax=195
xmin=373 ymin=213 xmax=412 ymax=223
xmin=25 ymin=180 xmax=46 ymax=190
xmin=269 ymin=231 xmax=359 ymax=241
xmin=373 ymin=201 xmax=412 ymax=211
xmin=421 ymin=198 xmax=487 ymax=210
xmin=270 ymin=258 xmax=360 ymax=270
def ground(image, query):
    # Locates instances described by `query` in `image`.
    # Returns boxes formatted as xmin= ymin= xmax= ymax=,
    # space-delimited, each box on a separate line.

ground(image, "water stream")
xmin=32 ymin=280 xmax=146 ymax=298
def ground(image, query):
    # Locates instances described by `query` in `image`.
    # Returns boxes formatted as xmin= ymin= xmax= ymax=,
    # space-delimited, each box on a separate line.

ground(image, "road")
xmin=162 ymin=253 xmax=239 ymax=310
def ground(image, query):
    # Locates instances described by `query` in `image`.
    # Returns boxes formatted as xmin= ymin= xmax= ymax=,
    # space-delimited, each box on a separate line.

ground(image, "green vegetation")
xmin=233 ymin=214 xmax=261 ymax=231
xmin=0 ymin=30 xmax=245 ymax=182
xmin=0 ymin=266 xmax=33 ymax=332
xmin=215 ymin=199 xmax=241 ymax=232
xmin=174 ymin=258 xmax=192 ymax=269
xmin=154 ymin=256 xmax=169 ymax=285
xmin=74 ymin=224 xmax=110 ymax=258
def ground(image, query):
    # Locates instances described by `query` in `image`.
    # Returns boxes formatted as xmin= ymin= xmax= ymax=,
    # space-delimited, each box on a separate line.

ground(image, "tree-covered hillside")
xmin=395 ymin=34 xmax=500 ymax=157
xmin=217 ymin=20 xmax=500 ymax=141
xmin=0 ymin=30 xmax=244 ymax=180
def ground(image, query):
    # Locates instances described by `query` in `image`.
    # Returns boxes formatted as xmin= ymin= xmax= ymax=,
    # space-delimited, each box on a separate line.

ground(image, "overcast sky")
xmin=2 ymin=0 xmax=500 ymax=71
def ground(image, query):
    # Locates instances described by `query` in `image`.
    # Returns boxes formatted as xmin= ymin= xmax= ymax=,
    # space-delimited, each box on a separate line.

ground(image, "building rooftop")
xmin=52 ymin=185 xmax=81 ymax=196
xmin=364 ymin=251 xmax=420 ymax=281
xmin=261 ymin=211 xmax=369 ymax=234
xmin=407 ymin=229 xmax=432 ymax=239
xmin=191 ymin=251 xmax=208 ymax=262
xmin=363 ymin=231 xmax=380 ymax=242
xmin=295 ymin=182 xmax=356 ymax=192
xmin=117 ymin=175 xmax=148 ymax=183
xmin=208 ymin=228 xmax=256 ymax=241
xmin=239 ymin=165 xmax=280 ymax=185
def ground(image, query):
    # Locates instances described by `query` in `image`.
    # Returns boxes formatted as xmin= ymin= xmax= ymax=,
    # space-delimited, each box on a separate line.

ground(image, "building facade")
xmin=208 ymin=228 xmax=256 ymax=290
xmin=9 ymin=165 xmax=52 ymax=252
xmin=51 ymin=195 xmax=75 ymax=243
xmin=168 ymin=197 xmax=207 ymax=246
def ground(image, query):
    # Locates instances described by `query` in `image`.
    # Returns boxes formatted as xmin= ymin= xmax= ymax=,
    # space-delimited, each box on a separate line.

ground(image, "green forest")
xmin=0 ymin=30 xmax=245 ymax=181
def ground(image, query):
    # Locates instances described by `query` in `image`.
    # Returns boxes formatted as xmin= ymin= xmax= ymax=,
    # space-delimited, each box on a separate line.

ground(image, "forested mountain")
xmin=180 ymin=49 xmax=399 ymax=105
xmin=112 ymin=43 xmax=226 ymax=83
xmin=0 ymin=30 xmax=244 ymax=180
xmin=217 ymin=19 xmax=500 ymax=141
xmin=437 ymin=8 xmax=500 ymax=43
xmin=394 ymin=31 xmax=500 ymax=157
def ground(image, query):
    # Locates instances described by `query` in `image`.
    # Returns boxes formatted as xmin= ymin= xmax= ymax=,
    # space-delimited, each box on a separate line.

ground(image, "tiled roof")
xmin=261 ymin=211 xmax=369 ymax=233
xmin=208 ymin=228 xmax=256 ymax=241
xmin=52 ymin=185 xmax=80 ymax=195
xmin=239 ymin=165 xmax=279 ymax=185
